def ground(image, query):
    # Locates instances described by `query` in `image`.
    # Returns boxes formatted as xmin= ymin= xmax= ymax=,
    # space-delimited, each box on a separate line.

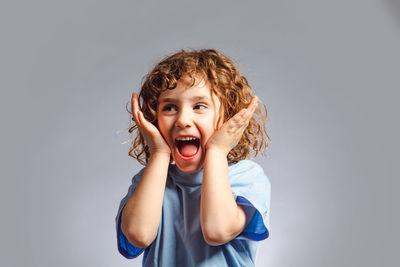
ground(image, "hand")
xmin=131 ymin=93 xmax=171 ymax=155
xmin=205 ymin=96 xmax=258 ymax=156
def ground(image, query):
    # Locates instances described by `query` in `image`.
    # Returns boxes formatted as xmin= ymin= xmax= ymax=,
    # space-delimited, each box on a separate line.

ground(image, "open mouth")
xmin=175 ymin=137 xmax=200 ymax=158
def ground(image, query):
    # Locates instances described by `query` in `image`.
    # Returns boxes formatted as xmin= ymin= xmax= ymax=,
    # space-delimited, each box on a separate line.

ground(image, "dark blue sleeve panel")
xmin=117 ymin=207 xmax=144 ymax=259
xmin=236 ymin=196 xmax=269 ymax=241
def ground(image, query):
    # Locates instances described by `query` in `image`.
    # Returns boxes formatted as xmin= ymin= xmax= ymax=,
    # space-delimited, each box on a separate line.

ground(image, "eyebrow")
xmin=158 ymin=96 xmax=210 ymax=104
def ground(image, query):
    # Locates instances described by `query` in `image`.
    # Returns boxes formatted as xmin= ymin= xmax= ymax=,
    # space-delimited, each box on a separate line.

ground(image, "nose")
xmin=175 ymin=110 xmax=193 ymax=128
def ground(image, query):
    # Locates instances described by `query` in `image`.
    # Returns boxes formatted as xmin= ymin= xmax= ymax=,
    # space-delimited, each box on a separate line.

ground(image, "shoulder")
xmin=228 ymin=160 xmax=270 ymax=186
xmin=129 ymin=167 xmax=146 ymax=185
xmin=229 ymin=160 xmax=266 ymax=177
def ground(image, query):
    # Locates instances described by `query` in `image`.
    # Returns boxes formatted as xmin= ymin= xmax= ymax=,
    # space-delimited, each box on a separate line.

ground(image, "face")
xmin=157 ymin=76 xmax=222 ymax=173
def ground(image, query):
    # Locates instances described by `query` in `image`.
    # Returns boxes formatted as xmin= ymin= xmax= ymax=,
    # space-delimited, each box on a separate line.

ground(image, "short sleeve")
xmin=115 ymin=168 xmax=146 ymax=259
xmin=229 ymin=160 xmax=271 ymax=241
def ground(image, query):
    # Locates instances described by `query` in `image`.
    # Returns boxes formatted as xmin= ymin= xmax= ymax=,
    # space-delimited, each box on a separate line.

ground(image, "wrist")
xmin=205 ymin=146 xmax=228 ymax=158
xmin=149 ymin=151 xmax=171 ymax=162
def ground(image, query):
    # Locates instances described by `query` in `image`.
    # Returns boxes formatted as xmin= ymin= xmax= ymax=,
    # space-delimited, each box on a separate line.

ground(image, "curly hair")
xmin=128 ymin=49 xmax=270 ymax=165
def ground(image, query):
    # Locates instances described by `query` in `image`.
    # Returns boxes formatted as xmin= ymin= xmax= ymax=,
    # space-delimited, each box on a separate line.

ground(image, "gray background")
xmin=1 ymin=0 xmax=399 ymax=266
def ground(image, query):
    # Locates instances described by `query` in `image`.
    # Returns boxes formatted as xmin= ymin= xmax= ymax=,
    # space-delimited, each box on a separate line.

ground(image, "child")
xmin=116 ymin=49 xmax=271 ymax=267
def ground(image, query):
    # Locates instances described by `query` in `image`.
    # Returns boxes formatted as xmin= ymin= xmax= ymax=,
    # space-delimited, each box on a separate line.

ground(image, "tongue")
xmin=180 ymin=143 xmax=198 ymax=157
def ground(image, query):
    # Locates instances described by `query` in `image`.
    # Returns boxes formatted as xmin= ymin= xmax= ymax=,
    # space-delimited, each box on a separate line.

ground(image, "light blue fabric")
xmin=115 ymin=160 xmax=271 ymax=267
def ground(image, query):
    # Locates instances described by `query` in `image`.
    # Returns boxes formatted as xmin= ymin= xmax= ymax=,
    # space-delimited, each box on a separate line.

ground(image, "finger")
xmin=138 ymin=110 xmax=157 ymax=134
xmin=132 ymin=93 xmax=140 ymax=113
xmin=235 ymin=96 xmax=258 ymax=120
xmin=247 ymin=96 xmax=258 ymax=113
xmin=230 ymin=110 xmax=252 ymax=132
xmin=240 ymin=96 xmax=258 ymax=123
xmin=223 ymin=109 xmax=247 ymax=130
xmin=131 ymin=93 xmax=136 ymax=114
xmin=131 ymin=94 xmax=141 ymax=124
xmin=222 ymin=96 xmax=259 ymax=130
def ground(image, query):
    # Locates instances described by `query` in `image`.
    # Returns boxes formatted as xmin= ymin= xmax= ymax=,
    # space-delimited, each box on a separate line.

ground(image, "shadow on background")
xmin=384 ymin=0 xmax=400 ymax=27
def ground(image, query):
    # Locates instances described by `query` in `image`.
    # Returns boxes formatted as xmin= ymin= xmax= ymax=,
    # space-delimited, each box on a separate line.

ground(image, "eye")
xmin=162 ymin=105 xmax=177 ymax=112
xmin=194 ymin=104 xmax=207 ymax=110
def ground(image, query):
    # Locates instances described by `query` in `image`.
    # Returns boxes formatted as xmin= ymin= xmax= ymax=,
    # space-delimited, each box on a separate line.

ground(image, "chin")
xmin=174 ymin=154 xmax=205 ymax=173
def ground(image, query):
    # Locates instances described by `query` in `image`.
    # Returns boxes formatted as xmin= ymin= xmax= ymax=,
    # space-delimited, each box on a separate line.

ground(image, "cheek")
xmin=157 ymin=117 xmax=174 ymax=143
xmin=211 ymin=112 xmax=222 ymax=131
xmin=197 ymin=120 xmax=217 ymax=142
xmin=156 ymin=117 xmax=168 ymax=136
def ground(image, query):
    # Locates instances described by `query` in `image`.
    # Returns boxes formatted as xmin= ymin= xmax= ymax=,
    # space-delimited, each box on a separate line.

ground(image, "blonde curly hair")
xmin=128 ymin=49 xmax=270 ymax=165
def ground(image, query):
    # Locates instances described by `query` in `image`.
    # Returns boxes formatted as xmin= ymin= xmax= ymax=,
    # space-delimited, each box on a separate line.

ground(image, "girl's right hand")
xmin=131 ymin=93 xmax=171 ymax=156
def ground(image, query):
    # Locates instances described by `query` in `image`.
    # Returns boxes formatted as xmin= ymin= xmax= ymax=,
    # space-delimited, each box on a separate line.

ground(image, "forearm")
xmin=121 ymin=152 xmax=170 ymax=247
xmin=200 ymin=148 xmax=246 ymax=245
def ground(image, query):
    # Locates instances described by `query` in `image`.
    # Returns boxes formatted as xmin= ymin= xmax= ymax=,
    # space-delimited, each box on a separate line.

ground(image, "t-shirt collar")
xmin=168 ymin=163 xmax=203 ymax=186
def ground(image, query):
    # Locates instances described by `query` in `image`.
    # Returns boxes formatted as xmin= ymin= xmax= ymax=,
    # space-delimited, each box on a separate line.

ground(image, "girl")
xmin=116 ymin=49 xmax=271 ymax=267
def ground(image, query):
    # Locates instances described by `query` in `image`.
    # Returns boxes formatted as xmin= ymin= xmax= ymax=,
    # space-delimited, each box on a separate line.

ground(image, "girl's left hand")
xmin=205 ymin=96 xmax=258 ymax=156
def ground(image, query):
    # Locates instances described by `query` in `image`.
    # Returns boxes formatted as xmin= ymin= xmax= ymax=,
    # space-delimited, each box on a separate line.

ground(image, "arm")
xmin=121 ymin=152 xmax=170 ymax=248
xmin=201 ymin=149 xmax=247 ymax=246
xmin=200 ymin=96 xmax=258 ymax=246
xmin=121 ymin=93 xmax=171 ymax=248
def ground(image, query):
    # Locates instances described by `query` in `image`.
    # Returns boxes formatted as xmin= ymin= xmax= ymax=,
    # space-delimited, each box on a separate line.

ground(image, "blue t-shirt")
xmin=115 ymin=160 xmax=271 ymax=267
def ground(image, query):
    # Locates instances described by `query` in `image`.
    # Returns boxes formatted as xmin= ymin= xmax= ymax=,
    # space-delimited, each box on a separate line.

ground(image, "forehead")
xmin=158 ymin=76 xmax=216 ymax=102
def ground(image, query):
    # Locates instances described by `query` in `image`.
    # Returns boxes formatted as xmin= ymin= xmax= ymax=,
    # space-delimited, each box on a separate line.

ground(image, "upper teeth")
xmin=176 ymin=137 xmax=197 ymax=141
